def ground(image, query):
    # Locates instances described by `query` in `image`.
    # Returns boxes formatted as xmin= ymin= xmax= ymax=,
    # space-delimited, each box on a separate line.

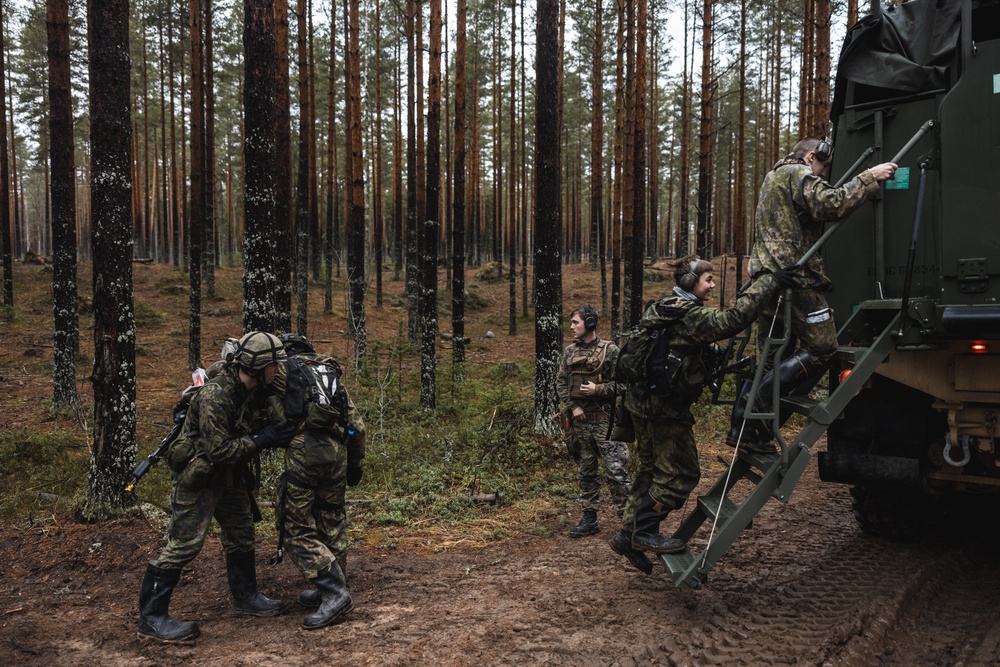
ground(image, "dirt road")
xmin=4 ymin=457 xmax=1000 ymax=667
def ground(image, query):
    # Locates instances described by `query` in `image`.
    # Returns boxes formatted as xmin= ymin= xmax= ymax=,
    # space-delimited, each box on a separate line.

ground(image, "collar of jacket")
xmin=672 ymin=285 xmax=703 ymax=305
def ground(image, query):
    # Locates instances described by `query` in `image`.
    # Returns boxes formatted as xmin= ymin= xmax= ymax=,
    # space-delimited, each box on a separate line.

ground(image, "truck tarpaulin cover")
xmin=832 ymin=0 xmax=961 ymax=118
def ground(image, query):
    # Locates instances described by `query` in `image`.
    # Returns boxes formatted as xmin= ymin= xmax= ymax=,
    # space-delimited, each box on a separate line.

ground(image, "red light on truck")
xmin=839 ymin=369 xmax=852 ymax=384
xmin=970 ymin=342 xmax=989 ymax=353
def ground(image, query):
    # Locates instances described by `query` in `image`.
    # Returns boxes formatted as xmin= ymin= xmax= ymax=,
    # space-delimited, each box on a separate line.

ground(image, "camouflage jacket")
xmin=168 ymin=364 xmax=266 ymax=480
xmin=556 ymin=336 xmax=620 ymax=415
xmin=624 ymin=275 xmax=780 ymax=424
xmin=749 ymin=156 xmax=879 ymax=289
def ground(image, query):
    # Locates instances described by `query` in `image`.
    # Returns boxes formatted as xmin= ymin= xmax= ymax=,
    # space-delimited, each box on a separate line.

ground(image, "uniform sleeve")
xmin=198 ymin=384 xmax=258 ymax=464
xmin=596 ymin=342 xmax=621 ymax=398
xmin=798 ymin=169 xmax=879 ymax=223
xmin=682 ymin=274 xmax=780 ymax=343
xmin=344 ymin=390 xmax=366 ymax=466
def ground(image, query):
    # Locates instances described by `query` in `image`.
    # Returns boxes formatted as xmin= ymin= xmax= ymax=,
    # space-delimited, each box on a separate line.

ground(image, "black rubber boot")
xmin=631 ymin=494 xmax=686 ymax=554
xmin=749 ymin=351 xmax=826 ymax=448
xmin=300 ymin=554 xmax=347 ymax=608
xmin=225 ymin=550 xmax=288 ymax=617
xmin=609 ymin=530 xmax=654 ymax=575
xmin=137 ymin=563 xmax=200 ymax=643
xmin=568 ymin=509 xmax=600 ymax=538
xmin=303 ymin=562 xmax=354 ymax=630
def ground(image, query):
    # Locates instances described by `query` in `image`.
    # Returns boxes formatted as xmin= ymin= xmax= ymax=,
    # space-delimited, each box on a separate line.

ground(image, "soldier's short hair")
xmin=791 ymin=137 xmax=822 ymax=160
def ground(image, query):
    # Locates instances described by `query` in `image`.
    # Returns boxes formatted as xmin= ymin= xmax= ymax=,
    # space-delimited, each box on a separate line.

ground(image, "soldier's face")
xmin=692 ymin=272 xmax=715 ymax=300
xmin=570 ymin=314 xmax=587 ymax=339
xmin=806 ymin=151 xmax=831 ymax=178
xmin=262 ymin=362 xmax=279 ymax=385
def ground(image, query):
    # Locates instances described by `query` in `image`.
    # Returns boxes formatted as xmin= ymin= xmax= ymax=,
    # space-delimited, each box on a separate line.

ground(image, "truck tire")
xmin=849 ymin=484 xmax=931 ymax=541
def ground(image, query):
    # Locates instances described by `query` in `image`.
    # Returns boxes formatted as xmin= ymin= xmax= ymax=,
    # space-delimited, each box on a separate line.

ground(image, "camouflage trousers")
xmin=153 ymin=479 xmax=256 ymax=570
xmin=621 ymin=415 xmax=700 ymax=529
xmin=758 ymin=287 xmax=837 ymax=366
xmin=277 ymin=433 xmax=348 ymax=580
xmin=569 ymin=412 xmax=631 ymax=515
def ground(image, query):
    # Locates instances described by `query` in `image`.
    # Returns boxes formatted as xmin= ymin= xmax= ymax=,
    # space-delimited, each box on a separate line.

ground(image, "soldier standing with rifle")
xmin=556 ymin=305 xmax=632 ymax=539
xmin=137 ymin=331 xmax=298 ymax=643
xmin=726 ymin=137 xmax=897 ymax=453
xmin=269 ymin=333 xmax=366 ymax=630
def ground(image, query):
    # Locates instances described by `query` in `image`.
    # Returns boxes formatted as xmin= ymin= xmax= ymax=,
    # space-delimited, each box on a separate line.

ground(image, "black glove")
xmin=771 ymin=268 xmax=797 ymax=289
xmin=346 ymin=464 xmax=364 ymax=487
xmin=249 ymin=420 xmax=298 ymax=451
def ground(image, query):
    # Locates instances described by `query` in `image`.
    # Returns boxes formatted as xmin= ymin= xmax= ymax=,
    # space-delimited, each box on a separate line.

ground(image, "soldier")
xmin=137 ymin=331 xmax=298 ymax=643
xmin=727 ymin=137 xmax=897 ymax=453
xmin=556 ymin=305 xmax=632 ymax=538
xmin=268 ymin=333 xmax=365 ymax=630
xmin=609 ymin=256 xmax=794 ymax=572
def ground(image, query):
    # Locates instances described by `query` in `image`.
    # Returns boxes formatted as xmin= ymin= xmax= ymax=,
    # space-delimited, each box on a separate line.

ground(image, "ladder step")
xmin=833 ymin=346 xmax=868 ymax=362
xmin=659 ymin=547 xmax=699 ymax=587
xmin=697 ymin=495 xmax=739 ymax=523
xmin=736 ymin=449 xmax=781 ymax=471
xmin=780 ymin=395 xmax=820 ymax=416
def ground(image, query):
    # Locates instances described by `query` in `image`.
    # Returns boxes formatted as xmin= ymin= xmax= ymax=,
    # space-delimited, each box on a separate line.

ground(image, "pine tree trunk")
xmin=188 ymin=0 xmax=205 ymax=369
xmin=347 ymin=0 xmax=366 ymax=365
xmin=405 ymin=0 xmax=419 ymax=341
xmin=533 ymin=0 xmax=562 ymax=436
xmin=295 ymin=0 xmax=310 ymax=335
xmin=274 ymin=0 xmax=292 ymax=331
xmin=452 ymin=0 xmax=467 ymax=371
xmin=630 ymin=0 xmax=647 ymax=327
xmin=695 ymin=0 xmax=713 ymax=258
xmin=84 ymin=0 xmax=137 ymax=520
xmin=243 ymin=0 xmax=279 ymax=332
xmin=421 ymin=0 xmax=441 ymax=409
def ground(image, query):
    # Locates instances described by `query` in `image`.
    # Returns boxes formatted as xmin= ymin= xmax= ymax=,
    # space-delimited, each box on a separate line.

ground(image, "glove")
xmin=346 ymin=464 xmax=364 ymax=487
xmin=771 ymin=267 xmax=797 ymax=289
xmin=249 ymin=420 xmax=298 ymax=451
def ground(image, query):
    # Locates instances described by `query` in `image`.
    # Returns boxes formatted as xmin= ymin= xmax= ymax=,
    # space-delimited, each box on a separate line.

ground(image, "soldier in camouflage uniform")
xmin=556 ymin=305 xmax=632 ymax=538
xmin=267 ymin=333 xmax=365 ymax=630
xmin=727 ymin=137 xmax=897 ymax=452
xmin=609 ymin=257 xmax=793 ymax=573
xmin=137 ymin=331 xmax=298 ymax=643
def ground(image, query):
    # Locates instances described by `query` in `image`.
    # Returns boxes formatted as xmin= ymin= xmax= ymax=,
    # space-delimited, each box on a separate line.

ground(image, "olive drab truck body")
xmin=819 ymin=0 xmax=1000 ymax=538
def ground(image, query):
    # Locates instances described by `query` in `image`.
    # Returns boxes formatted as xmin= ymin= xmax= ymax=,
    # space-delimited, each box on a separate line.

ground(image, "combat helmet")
xmin=232 ymin=331 xmax=286 ymax=371
xmin=279 ymin=332 xmax=316 ymax=356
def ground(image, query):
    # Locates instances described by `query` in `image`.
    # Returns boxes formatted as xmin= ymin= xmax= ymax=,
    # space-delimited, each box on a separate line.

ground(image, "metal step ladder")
xmin=660 ymin=299 xmax=902 ymax=588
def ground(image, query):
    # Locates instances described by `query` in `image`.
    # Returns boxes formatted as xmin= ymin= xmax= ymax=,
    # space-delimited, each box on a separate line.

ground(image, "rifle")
xmin=126 ymin=407 xmax=187 ymax=493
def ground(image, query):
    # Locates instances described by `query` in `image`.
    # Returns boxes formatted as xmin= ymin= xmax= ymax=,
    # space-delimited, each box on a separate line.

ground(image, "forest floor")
xmin=3 ymin=258 xmax=1000 ymax=666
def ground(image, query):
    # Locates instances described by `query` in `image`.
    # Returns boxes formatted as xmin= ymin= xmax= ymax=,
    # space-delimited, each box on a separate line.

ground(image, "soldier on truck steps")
xmin=727 ymin=137 xmax=897 ymax=454
xmin=556 ymin=305 xmax=633 ymax=539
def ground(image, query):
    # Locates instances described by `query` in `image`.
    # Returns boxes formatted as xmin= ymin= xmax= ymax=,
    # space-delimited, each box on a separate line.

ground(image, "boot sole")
xmin=632 ymin=540 xmax=687 ymax=555
xmin=568 ymin=526 xmax=600 ymax=538
xmin=301 ymin=600 xmax=354 ymax=630
xmin=137 ymin=630 xmax=200 ymax=644
xmin=609 ymin=537 xmax=654 ymax=575
xmin=234 ymin=604 xmax=290 ymax=617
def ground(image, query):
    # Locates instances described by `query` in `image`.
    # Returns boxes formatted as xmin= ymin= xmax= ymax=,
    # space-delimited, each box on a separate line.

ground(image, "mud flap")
xmin=817 ymin=452 xmax=922 ymax=487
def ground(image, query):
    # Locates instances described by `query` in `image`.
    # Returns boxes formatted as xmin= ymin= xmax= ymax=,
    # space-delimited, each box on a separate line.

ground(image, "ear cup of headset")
xmin=679 ymin=271 xmax=698 ymax=291
xmin=583 ymin=305 xmax=597 ymax=331
xmin=815 ymin=139 xmax=834 ymax=162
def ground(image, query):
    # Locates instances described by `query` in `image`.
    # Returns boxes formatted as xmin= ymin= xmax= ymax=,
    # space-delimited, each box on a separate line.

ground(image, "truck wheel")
xmin=850 ymin=484 xmax=931 ymax=541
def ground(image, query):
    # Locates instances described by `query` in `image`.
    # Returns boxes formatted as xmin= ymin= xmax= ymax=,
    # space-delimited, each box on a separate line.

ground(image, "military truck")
xmin=819 ymin=0 xmax=1000 ymax=538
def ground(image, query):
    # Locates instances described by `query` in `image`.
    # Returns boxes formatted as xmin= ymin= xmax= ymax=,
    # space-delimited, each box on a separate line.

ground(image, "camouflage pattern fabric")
xmin=624 ymin=275 xmax=780 ymax=425
xmin=557 ymin=336 xmax=631 ymax=513
xmin=154 ymin=482 xmax=257 ymax=569
xmin=748 ymin=157 xmax=879 ymax=289
xmin=757 ymin=286 xmax=838 ymax=366
xmin=153 ymin=365 xmax=270 ymax=569
xmin=556 ymin=336 xmax=620 ymax=415
xmin=269 ymin=356 xmax=365 ymax=580
xmin=621 ymin=415 xmax=700 ymax=528
xmin=568 ymin=414 xmax=631 ymax=515
xmin=620 ymin=275 xmax=780 ymax=530
xmin=279 ymin=431 xmax=349 ymax=579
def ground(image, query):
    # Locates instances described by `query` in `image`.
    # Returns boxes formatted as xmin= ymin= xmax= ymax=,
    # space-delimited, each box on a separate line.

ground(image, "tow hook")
xmin=943 ymin=432 xmax=972 ymax=467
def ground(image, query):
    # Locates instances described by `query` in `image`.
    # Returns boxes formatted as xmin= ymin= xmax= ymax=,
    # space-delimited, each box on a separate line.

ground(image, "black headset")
xmin=679 ymin=258 xmax=699 ymax=292
xmin=582 ymin=304 xmax=598 ymax=331
xmin=815 ymin=138 xmax=834 ymax=163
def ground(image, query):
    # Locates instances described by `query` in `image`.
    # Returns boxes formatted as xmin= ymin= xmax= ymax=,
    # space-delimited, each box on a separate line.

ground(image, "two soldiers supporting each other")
xmin=609 ymin=256 xmax=795 ymax=573
xmin=556 ymin=305 xmax=633 ymax=538
xmin=726 ymin=137 xmax=897 ymax=453
xmin=137 ymin=331 xmax=365 ymax=642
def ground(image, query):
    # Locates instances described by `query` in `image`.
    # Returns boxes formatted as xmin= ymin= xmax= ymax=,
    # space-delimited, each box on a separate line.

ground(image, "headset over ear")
xmin=679 ymin=258 xmax=699 ymax=292
xmin=815 ymin=138 xmax=834 ymax=163
xmin=582 ymin=304 xmax=598 ymax=331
